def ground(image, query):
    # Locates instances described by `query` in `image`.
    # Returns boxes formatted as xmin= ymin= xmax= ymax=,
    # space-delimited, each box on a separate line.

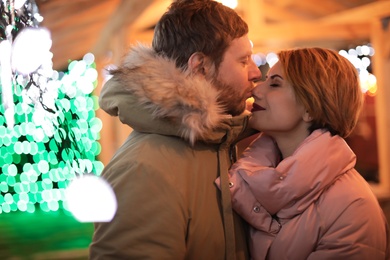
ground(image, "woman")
xmin=224 ymin=47 xmax=389 ymax=259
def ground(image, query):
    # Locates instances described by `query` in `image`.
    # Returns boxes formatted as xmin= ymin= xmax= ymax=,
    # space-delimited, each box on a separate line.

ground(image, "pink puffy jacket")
xmin=225 ymin=129 xmax=389 ymax=259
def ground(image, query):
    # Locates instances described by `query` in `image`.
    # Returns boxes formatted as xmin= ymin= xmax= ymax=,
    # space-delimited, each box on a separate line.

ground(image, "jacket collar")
xmin=238 ymin=130 xmax=356 ymax=217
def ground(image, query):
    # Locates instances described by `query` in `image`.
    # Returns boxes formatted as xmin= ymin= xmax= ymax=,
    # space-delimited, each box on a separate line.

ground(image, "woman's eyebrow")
xmin=266 ymin=74 xmax=283 ymax=80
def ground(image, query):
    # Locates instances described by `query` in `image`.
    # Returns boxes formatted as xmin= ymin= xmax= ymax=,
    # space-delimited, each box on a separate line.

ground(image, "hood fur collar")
xmin=100 ymin=44 xmax=234 ymax=144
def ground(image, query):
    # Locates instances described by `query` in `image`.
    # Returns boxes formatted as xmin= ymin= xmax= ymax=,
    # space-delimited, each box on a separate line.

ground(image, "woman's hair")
xmin=152 ymin=0 xmax=248 ymax=70
xmin=278 ymin=47 xmax=364 ymax=138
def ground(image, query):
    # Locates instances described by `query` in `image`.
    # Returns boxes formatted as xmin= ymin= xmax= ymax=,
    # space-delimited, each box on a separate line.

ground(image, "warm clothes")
xmin=89 ymin=44 xmax=255 ymax=260
xmin=226 ymin=129 xmax=389 ymax=259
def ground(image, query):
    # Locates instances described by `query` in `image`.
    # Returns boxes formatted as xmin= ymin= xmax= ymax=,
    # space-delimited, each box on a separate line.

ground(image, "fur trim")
xmin=114 ymin=44 xmax=226 ymax=144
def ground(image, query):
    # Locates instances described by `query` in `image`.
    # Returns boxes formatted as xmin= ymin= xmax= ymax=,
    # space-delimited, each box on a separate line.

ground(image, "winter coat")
xmin=89 ymin=44 xmax=255 ymax=260
xmin=226 ymin=129 xmax=389 ymax=259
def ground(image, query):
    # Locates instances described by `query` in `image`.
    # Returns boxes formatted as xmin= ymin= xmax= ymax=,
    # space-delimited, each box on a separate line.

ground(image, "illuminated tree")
xmin=0 ymin=0 xmax=103 ymax=214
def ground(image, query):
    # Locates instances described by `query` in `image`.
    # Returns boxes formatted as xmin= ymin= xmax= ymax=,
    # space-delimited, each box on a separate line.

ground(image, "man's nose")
xmin=249 ymin=61 xmax=262 ymax=82
xmin=251 ymin=82 xmax=263 ymax=97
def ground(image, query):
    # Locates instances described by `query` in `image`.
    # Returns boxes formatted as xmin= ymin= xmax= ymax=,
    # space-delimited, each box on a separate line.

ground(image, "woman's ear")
xmin=303 ymin=111 xmax=313 ymax=122
xmin=188 ymin=52 xmax=206 ymax=75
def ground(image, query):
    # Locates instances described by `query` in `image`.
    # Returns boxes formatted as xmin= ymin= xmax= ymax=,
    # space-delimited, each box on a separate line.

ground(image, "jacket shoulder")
xmin=313 ymin=170 xmax=388 ymax=257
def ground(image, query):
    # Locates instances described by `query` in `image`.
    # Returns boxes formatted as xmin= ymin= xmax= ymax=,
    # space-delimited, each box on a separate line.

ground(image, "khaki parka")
xmin=89 ymin=44 xmax=255 ymax=260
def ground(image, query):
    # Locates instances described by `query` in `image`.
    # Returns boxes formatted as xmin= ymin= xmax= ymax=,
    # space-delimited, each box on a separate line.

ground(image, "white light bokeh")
xmin=255 ymin=44 xmax=376 ymax=95
xmin=339 ymin=44 xmax=376 ymax=94
xmin=65 ymin=175 xmax=117 ymax=223
xmin=0 ymin=39 xmax=15 ymax=128
xmin=266 ymin=52 xmax=278 ymax=67
xmin=14 ymin=0 xmax=27 ymax=9
xmin=216 ymin=0 xmax=238 ymax=9
xmin=11 ymin=27 xmax=52 ymax=75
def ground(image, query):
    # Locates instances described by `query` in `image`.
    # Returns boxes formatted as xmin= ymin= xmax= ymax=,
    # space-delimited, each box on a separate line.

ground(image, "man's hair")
xmin=278 ymin=47 xmax=364 ymax=138
xmin=152 ymin=0 xmax=248 ymax=70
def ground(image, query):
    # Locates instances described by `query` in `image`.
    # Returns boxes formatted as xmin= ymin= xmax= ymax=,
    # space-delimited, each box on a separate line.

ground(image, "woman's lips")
xmin=251 ymin=103 xmax=265 ymax=112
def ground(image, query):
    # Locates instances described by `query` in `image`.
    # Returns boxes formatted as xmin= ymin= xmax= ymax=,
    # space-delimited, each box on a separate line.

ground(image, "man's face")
xmin=212 ymin=35 xmax=262 ymax=116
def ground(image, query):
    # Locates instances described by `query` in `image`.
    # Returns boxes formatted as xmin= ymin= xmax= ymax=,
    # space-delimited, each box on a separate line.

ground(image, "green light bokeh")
xmin=0 ymin=59 xmax=103 ymax=214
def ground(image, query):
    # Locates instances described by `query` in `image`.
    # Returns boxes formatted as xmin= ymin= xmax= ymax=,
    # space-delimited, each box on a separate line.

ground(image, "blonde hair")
xmin=278 ymin=47 xmax=363 ymax=138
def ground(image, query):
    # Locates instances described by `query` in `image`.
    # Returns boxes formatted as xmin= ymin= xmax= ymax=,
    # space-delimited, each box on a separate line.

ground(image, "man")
xmin=89 ymin=0 xmax=261 ymax=259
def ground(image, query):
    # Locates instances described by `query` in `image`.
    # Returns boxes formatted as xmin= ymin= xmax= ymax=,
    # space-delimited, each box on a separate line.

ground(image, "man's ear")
xmin=188 ymin=52 xmax=207 ymax=75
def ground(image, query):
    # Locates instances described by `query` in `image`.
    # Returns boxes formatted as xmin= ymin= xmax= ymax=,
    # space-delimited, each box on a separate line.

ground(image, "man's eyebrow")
xmin=239 ymin=53 xmax=251 ymax=59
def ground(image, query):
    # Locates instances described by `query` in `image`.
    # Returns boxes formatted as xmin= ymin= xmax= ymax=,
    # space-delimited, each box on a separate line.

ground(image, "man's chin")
xmin=229 ymin=103 xmax=247 ymax=116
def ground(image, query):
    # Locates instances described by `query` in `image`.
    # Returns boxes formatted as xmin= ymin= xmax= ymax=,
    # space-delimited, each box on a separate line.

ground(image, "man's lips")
xmin=251 ymin=103 xmax=265 ymax=112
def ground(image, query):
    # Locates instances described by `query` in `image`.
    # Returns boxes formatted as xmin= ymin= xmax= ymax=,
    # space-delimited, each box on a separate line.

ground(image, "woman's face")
xmin=250 ymin=61 xmax=311 ymax=138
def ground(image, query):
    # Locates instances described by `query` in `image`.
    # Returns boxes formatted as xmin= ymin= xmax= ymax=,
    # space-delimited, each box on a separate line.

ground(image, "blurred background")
xmin=0 ymin=0 xmax=389 ymax=259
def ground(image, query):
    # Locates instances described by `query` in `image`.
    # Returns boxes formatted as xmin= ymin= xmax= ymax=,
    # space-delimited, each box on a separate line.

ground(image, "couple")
xmin=89 ymin=0 xmax=389 ymax=259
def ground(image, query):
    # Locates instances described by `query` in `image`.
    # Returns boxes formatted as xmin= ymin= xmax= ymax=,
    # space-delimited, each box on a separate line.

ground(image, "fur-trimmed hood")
xmin=99 ymin=44 xmax=252 ymax=144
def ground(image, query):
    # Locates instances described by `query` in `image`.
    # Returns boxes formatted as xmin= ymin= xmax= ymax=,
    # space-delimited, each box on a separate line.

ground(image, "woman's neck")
xmin=270 ymin=129 xmax=311 ymax=160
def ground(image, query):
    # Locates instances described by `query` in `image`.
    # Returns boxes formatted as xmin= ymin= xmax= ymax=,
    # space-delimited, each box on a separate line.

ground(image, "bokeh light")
xmin=11 ymin=27 xmax=52 ymax=75
xmin=0 ymin=54 xmax=103 ymax=215
xmin=216 ymin=0 xmax=238 ymax=9
xmin=253 ymin=44 xmax=376 ymax=95
xmin=65 ymin=175 xmax=117 ymax=222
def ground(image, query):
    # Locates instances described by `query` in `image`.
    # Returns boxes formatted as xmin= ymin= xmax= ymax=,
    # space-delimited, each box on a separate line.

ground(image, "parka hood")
xmin=99 ymin=44 xmax=250 ymax=145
